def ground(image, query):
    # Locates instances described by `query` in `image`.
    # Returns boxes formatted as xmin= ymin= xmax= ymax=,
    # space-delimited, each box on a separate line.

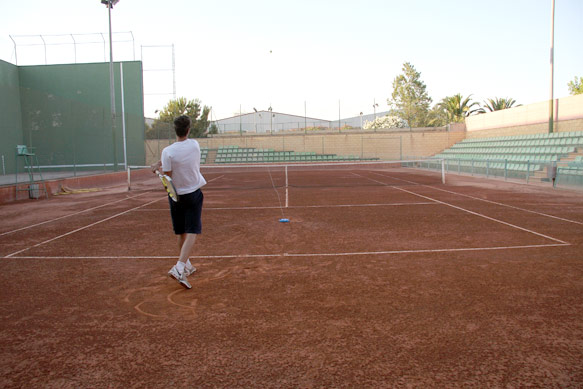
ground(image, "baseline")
xmin=4 ymin=242 xmax=570 ymax=260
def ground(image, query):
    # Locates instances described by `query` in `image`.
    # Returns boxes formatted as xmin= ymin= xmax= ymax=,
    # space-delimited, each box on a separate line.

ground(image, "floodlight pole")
xmin=548 ymin=0 xmax=555 ymax=134
xmin=269 ymin=106 xmax=273 ymax=134
xmin=103 ymin=0 xmax=119 ymax=170
xmin=338 ymin=100 xmax=341 ymax=132
xmin=304 ymin=101 xmax=307 ymax=133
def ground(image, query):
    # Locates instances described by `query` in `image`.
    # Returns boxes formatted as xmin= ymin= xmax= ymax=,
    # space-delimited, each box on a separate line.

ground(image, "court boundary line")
xmin=2 ymin=242 xmax=570 ymax=260
xmin=371 ymin=171 xmax=583 ymax=226
xmin=427 ymin=183 xmax=583 ymax=225
xmin=0 ymin=175 xmax=226 ymax=240
xmin=134 ymin=202 xmax=439 ymax=211
xmin=4 ymin=196 xmax=166 ymax=258
xmin=0 ymin=192 xmax=151 ymax=238
xmin=2 ymin=169 xmax=574 ymax=260
xmin=359 ymin=173 xmax=569 ymax=245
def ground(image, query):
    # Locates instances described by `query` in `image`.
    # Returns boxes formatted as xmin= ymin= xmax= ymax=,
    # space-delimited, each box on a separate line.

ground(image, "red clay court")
xmin=1 ymin=163 xmax=583 ymax=387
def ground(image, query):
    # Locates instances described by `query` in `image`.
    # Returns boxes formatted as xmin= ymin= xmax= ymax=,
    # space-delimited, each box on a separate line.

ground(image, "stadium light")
xmin=101 ymin=0 xmax=120 ymax=7
xmin=101 ymin=0 xmax=120 ymax=170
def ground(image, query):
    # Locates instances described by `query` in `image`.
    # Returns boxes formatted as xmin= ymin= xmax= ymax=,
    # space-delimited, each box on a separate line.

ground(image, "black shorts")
xmin=169 ymin=189 xmax=203 ymax=234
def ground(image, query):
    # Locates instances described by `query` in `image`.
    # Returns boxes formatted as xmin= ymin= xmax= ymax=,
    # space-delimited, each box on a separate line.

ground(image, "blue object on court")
xmin=279 ymin=218 xmax=290 ymax=223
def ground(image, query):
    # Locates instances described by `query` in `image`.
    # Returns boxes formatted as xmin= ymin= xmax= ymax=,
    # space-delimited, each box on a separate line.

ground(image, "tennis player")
xmin=151 ymin=115 xmax=206 ymax=289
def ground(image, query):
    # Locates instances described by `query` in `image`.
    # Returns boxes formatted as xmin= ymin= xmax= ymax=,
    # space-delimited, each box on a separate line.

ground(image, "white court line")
xmin=372 ymin=171 xmax=583 ymax=226
xmin=427 ymin=183 xmax=583 ymax=225
xmin=135 ymin=202 xmax=438 ymax=211
xmin=4 ymin=196 xmax=166 ymax=258
xmin=3 ymin=242 xmax=570 ymax=260
xmin=0 ymin=192 xmax=150 ymax=238
xmin=207 ymin=175 xmax=224 ymax=183
xmin=359 ymin=173 xmax=569 ymax=245
xmin=280 ymin=243 xmax=570 ymax=258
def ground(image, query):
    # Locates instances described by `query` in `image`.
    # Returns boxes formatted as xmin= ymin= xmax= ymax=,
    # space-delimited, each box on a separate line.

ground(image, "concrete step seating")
xmin=435 ymin=131 xmax=583 ymax=175
xmin=212 ymin=146 xmax=376 ymax=164
xmin=201 ymin=148 xmax=209 ymax=164
xmin=556 ymin=156 xmax=583 ymax=186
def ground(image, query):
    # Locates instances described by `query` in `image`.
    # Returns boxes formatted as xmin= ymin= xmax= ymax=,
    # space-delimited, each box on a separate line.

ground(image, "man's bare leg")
xmin=179 ymin=233 xmax=196 ymax=263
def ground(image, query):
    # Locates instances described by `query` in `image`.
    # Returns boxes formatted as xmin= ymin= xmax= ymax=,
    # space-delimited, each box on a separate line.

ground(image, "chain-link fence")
xmin=145 ymin=129 xmax=465 ymax=166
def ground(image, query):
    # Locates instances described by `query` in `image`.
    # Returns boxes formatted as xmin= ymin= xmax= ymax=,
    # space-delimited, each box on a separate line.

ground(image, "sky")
xmin=1 ymin=0 xmax=582 ymax=121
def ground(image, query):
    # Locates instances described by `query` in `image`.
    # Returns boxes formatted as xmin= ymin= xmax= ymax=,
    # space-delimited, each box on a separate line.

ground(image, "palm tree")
xmin=436 ymin=94 xmax=481 ymax=123
xmin=427 ymin=104 xmax=448 ymax=127
xmin=481 ymin=97 xmax=520 ymax=112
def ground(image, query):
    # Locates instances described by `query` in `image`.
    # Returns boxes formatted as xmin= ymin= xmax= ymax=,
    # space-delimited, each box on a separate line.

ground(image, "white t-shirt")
xmin=161 ymin=139 xmax=206 ymax=195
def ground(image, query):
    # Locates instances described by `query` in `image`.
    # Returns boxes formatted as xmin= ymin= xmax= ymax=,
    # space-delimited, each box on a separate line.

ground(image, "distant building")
xmin=341 ymin=111 xmax=392 ymax=129
xmin=212 ymin=110 xmax=330 ymax=133
xmin=212 ymin=110 xmax=393 ymax=133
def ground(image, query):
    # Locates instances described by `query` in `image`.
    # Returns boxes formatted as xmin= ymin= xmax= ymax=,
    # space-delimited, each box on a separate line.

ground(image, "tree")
xmin=568 ymin=76 xmax=583 ymax=95
xmin=387 ymin=62 xmax=432 ymax=128
xmin=208 ymin=123 xmax=219 ymax=135
xmin=436 ymin=94 xmax=481 ymax=123
xmin=363 ymin=115 xmax=408 ymax=130
xmin=481 ymin=97 xmax=520 ymax=112
xmin=426 ymin=104 xmax=449 ymax=127
xmin=146 ymin=97 xmax=211 ymax=139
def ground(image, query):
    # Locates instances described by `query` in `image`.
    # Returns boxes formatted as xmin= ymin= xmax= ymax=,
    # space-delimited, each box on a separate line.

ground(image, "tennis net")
xmin=128 ymin=159 xmax=445 ymax=192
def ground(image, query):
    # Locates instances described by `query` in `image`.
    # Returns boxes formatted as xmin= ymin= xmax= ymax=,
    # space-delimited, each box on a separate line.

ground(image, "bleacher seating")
xmin=556 ymin=156 xmax=583 ymax=186
xmin=200 ymin=147 xmax=208 ymax=164
xmin=212 ymin=146 xmax=375 ymax=164
xmin=434 ymin=131 xmax=583 ymax=177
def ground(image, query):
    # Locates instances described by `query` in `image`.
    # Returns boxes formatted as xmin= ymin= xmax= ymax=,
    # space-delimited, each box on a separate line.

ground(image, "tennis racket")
xmin=155 ymin=170 xmax=178 ymax=202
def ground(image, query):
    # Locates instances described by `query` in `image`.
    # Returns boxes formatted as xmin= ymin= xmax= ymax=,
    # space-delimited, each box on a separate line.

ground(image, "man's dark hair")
xmin=174 ymin=115 xmax=191 ymax=137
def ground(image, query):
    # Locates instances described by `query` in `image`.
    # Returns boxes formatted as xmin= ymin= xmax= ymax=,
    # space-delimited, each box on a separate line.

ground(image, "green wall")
xmin=18 ymin=61 xmax=145 ymax=169
xmin=0 ymin=60 xmax=23 ymax=175
xmin=0 ymin=60 xmax=145 ymax=176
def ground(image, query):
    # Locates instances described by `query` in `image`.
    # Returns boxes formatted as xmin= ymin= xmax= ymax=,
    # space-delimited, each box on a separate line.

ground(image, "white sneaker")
xmin=185 ymin=263 xmax=197 ymax=277
xmin=168 ymin=265 xmax=192 ymax=289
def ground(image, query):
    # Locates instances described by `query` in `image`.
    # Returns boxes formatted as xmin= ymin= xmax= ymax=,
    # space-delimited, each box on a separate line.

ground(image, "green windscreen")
xmin=1 ymin=60 xmax=145 ymax=177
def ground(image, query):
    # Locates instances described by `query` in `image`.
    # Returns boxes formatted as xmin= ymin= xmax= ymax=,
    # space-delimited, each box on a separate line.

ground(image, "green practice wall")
xmin=0 ymin=59 xmax=145 ymax=175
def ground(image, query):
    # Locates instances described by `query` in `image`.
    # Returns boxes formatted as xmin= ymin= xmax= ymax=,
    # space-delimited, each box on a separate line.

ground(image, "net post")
xmin=285 ymin=165 xmax=289 ymax=208
xmin=441 ymin=159 xmax=445 ymax=184
xmin=127 ymin=166 xmax=131 ymax=191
